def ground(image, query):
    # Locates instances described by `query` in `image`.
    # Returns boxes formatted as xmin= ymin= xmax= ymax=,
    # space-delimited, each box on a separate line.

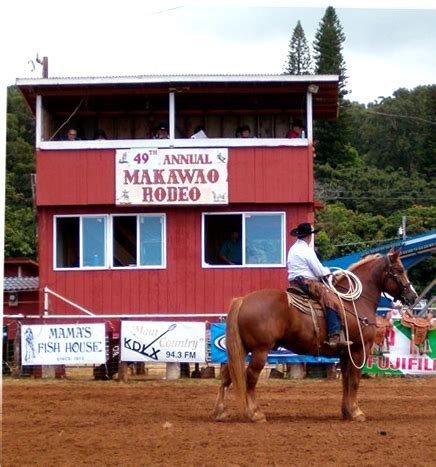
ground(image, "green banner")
xmin=364 ymin=319 xmax=436 ymax=375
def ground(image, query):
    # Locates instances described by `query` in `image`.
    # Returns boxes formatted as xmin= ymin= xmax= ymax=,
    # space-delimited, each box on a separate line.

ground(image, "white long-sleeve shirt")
xmin=287 ymin=238 xmax=330 ymax=281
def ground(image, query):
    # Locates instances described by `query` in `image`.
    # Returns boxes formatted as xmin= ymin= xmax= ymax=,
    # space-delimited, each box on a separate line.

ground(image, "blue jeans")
xmin=325 ymin=307 xmax=341 ymax=336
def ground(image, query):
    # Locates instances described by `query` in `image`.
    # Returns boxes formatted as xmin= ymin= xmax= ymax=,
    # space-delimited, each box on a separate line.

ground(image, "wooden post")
xmin=11 ymin=324 xmax=21 ymax=378
xmin=118 ymin=361 xmax=129 ymax=382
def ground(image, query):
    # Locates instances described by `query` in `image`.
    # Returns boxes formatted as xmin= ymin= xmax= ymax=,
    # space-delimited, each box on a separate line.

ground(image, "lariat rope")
xmin=322 ymin=268 xmax=367 ymax=369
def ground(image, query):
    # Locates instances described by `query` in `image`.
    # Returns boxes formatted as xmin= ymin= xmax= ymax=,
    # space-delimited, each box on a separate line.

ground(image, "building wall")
xmin=38 ymin=203 xmax=312 ymax=315
xmin=36 ymin=146 xmax=313 ymax=206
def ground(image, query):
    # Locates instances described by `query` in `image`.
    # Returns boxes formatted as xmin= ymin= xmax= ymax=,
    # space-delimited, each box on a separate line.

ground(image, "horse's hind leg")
xmin=213 ymin=363 xmax=232 ymax=421
xmin=341 ymin=352 xmax=366 ymax=422
xmin=245 ymin=349 xmax=269 ymax=422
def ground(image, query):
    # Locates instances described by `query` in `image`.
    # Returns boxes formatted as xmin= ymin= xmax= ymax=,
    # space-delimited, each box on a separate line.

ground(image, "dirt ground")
xmin=2 ymin=370 xmax=436 ymax=466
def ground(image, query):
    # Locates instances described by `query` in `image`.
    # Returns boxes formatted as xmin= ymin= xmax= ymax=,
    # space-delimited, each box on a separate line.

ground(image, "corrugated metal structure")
xmin=16 ymin=74 xmax=339 ymax=317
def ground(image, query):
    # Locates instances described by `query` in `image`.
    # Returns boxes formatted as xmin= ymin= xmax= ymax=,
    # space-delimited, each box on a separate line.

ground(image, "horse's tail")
xmin=226 ymin=297 xmax=248 ymax=415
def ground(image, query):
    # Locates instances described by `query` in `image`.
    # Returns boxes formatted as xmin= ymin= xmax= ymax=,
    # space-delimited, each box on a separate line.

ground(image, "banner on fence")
xmin=210 ymin=323 xmax=338 ymax=364
xmin=21 ymin=324 xmax=106 ymax=366
xmin=120 ymin=321 xmax=206 ymax=363
xmin=364 ymin=320 xmax=436 ymax=375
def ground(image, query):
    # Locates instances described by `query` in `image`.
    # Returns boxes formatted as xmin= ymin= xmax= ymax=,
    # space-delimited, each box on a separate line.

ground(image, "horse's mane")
xmin=348 ymin=253 xmax=383 ymax=272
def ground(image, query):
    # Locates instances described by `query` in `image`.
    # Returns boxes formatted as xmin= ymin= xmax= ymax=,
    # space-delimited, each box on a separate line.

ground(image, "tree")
xmin=283 ymin=20 xmax=311 ymax=75
xmin=313 ymin=6 xmax=348 ymax=97
xmin=348 ymin=86 xmax=436 ymax=176
xmin=312 ymin=7 xmax=354 ymax=167
xmin=5 ymin=86 xmax=37 ymax=258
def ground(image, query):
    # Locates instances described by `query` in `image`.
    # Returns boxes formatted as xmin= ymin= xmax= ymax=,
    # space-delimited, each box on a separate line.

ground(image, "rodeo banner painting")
xmin=21 ymin=324 xmax=106 ymax=366
xmin=120 ymin=321 xmax=206 ymax=363
xmin=116 ymin=148 xmax=229 ymax=205
xmin=364 ymin=319 xmax=436 ymax=375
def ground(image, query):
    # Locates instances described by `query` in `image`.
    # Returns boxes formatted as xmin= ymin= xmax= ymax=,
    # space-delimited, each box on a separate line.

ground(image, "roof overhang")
xmin=16 ymin=74 xmax=340 ymax=120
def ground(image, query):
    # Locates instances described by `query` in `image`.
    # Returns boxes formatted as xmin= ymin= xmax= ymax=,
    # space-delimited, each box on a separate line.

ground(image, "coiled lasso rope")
xmin=322 ymin=267 xmax=367 ymax=369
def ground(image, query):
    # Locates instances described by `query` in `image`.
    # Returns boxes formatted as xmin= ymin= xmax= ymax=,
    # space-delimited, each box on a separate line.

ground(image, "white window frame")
xmin=53 ymin=213 xmax=166 ymax=271
xmin=201 ymin=211 xmax=286 ymax=269
xmin=110 ymin=213 xmax=167 ymax=270
xmin=53 ymin=214 xmax=109 ymax=271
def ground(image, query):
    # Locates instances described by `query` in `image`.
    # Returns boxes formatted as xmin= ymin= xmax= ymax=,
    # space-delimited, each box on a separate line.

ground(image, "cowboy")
xmin=287 ymin=222 xmax=350 ymax=350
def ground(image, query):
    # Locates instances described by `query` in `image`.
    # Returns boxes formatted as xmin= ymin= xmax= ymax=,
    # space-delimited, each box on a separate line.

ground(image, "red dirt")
xmin=3 ymin=375 xmax=436 ymax=466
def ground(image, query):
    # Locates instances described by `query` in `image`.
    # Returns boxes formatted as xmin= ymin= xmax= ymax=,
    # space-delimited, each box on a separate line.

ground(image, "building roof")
xmin=16 ymin=73 xmax=340 ymax=120
xmin=4 ymin=277 xmax=39 ymax=292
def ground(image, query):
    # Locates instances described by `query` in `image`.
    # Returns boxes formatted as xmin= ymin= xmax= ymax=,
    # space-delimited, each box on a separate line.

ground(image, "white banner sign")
xmin=116 ymin=148 xmax=228 ymax=205
xmin=21 ymin=324 xmax=106 ymax=366
xmin=121 ymin=321 xmax=206 ymax=363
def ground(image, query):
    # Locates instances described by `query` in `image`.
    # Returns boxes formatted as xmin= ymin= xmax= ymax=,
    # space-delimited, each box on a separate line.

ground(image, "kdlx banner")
xmin=121 ymin=321 xmax=206 ymax=363
xmin=364 ymin=320 xmax=436 ymax=375
xmin=21 ymin=324 xmax=106 ymax=366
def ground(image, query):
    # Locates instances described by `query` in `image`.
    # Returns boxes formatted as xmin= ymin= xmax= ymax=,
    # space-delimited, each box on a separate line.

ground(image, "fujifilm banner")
xmin=121 ymin=321 xmax=206 ymax=363
xmin=21 ymin=324 xmax=106 ymax=366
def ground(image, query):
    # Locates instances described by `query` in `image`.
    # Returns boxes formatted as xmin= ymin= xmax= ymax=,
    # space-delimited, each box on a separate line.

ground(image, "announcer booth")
xmin=15 ymin=74 xmax=339 ymax=374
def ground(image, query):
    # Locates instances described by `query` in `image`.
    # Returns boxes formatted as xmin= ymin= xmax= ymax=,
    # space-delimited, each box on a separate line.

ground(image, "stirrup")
xmin=323 ymin=333 xmax=352 ymax=349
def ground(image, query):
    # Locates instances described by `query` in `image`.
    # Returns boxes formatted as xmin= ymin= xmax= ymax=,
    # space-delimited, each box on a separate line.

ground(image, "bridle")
xmin=382 ymin=254 xmax=412 ymax=303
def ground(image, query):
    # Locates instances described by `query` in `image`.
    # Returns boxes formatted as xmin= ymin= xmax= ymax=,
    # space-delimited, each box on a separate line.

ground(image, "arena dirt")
xmin=3 ymin=373 xmax=436 ymax=466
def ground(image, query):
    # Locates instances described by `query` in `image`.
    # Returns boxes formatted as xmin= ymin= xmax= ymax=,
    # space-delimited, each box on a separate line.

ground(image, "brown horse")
xmin=214 ymin=250 xmax=417 ymax=423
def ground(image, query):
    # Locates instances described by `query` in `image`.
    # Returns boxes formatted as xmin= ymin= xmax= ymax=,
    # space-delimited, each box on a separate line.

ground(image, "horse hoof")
xmin=353 ymin=413 xmax=366 ymax=422
xmin=250 ymin=411 xmax=267 ymax=423
xmin=214 ymin=410 xmax=230 ymax=422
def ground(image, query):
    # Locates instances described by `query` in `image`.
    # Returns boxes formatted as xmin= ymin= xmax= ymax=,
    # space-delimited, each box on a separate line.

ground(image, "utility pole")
xmin=402 ymin=216 xmax=407 ymax=240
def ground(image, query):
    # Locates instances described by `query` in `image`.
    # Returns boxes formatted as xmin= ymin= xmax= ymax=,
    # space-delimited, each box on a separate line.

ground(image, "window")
xmin=55 ymin=216 xmax=106 ymax=269
xmin=54 ymin=214 xmax=165 ymax=270
xmin=202 ymin=212 xmax=285 ymax=267
xmin=112 ymin=215 xmax=165 ymax=268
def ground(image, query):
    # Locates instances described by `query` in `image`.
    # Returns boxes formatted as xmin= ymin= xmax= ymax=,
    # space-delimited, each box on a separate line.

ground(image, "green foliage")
xmin=315 ymin=162 xmax=435 ymax=215
xmin=283 ymin=20 xmax=312 ymax=75
xmin=5 ymin=86 xmax=37 ymax=259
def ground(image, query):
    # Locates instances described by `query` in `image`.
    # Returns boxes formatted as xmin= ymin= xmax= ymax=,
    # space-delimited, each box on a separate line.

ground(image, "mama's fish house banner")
xmin=121 ymin=321 xmax=206 ymax=363
xmin=21 ymin=324 xmax=106 ymax=366
xmin=364 ymin=320 xmax=436 ymax=375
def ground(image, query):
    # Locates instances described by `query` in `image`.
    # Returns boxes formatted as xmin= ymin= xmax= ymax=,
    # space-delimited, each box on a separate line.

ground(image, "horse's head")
xmin=382 ymin=249 xmax=418 ymax=306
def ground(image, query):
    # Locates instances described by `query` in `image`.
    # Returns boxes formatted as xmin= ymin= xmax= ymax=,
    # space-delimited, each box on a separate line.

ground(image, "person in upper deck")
xmin=94 ymin=129 xmax=107 ymax=140
xmin=66 ymin=128 xmax=81 ymax=141
xmin=191 ymin=125 xmax=208 ymax=139
xmin=235 ymin=124 xmax=252 ymax=138
xmin=286 ymin=119 xmax=304 ymax=138
xmin=154 ymin=123 xmax=169 ymax=139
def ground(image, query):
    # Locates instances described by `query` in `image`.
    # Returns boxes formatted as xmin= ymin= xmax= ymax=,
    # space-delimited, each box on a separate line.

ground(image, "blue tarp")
xmin=210 ymin=323 xmax=338 ymax=364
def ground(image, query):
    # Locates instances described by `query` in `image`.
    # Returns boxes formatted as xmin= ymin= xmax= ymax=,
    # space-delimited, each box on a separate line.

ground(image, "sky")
xmin=1 ymin=1 xmax=435 ymax=104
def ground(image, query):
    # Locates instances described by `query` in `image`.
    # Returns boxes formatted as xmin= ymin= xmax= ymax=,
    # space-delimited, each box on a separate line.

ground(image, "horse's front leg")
xmin=245 ymin=348 xmax=269 ymax=422
xmin=340 ymin=350 xmax=366 ymax=422
xmin=213 ymin=364 xmax=232 ymax=422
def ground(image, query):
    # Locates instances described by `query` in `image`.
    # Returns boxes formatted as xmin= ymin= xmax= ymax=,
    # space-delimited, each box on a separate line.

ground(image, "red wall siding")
xmin=36 ymin=146 xmax=312 ymax=206
xmin=38 ymin=204 xmax=312 ymax=316
xmin=36 ymin=150 xmax=115 ymax=205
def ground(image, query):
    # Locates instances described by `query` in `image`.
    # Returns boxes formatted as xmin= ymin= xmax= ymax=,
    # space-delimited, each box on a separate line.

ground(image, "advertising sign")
xmin=21 ymin=324 xmax=106 ymax=366
xmin=121 ymin=321 xmax=206 ymax=363
xmin=210 ymin=323 xmax=338 ymax=364
xmin=116 ymin=148 xmax=228 ymax=205
xmin=364 ymin=320 xmax=436 ymax=375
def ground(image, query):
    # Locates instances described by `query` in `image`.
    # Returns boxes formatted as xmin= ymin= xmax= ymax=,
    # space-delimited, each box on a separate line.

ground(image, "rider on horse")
xmin=287 ymin=222 xmax=351 ymax=350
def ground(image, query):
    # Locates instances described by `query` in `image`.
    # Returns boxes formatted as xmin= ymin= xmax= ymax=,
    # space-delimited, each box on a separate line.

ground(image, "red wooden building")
xmin=16 ymin=74 xmax=339 ymax=318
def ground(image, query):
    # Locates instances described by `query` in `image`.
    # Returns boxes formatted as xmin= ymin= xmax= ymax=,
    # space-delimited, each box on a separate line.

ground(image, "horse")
xmin=213 ymin=250 xmax=417 ymax=423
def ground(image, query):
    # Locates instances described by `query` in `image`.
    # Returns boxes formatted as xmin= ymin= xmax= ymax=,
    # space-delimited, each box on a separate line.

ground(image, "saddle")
xmin=372 ymin=315 xmax=392 ymax=354
xmin=286 ymin=288 xmax=324 ymax=317
xmin=400 ymin=311 xmax=434 ymax=355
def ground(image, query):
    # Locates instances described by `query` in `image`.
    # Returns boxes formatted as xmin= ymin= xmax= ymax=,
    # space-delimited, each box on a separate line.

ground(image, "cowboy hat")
xmin=290 ymin=222 xmax=319 ymax=238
